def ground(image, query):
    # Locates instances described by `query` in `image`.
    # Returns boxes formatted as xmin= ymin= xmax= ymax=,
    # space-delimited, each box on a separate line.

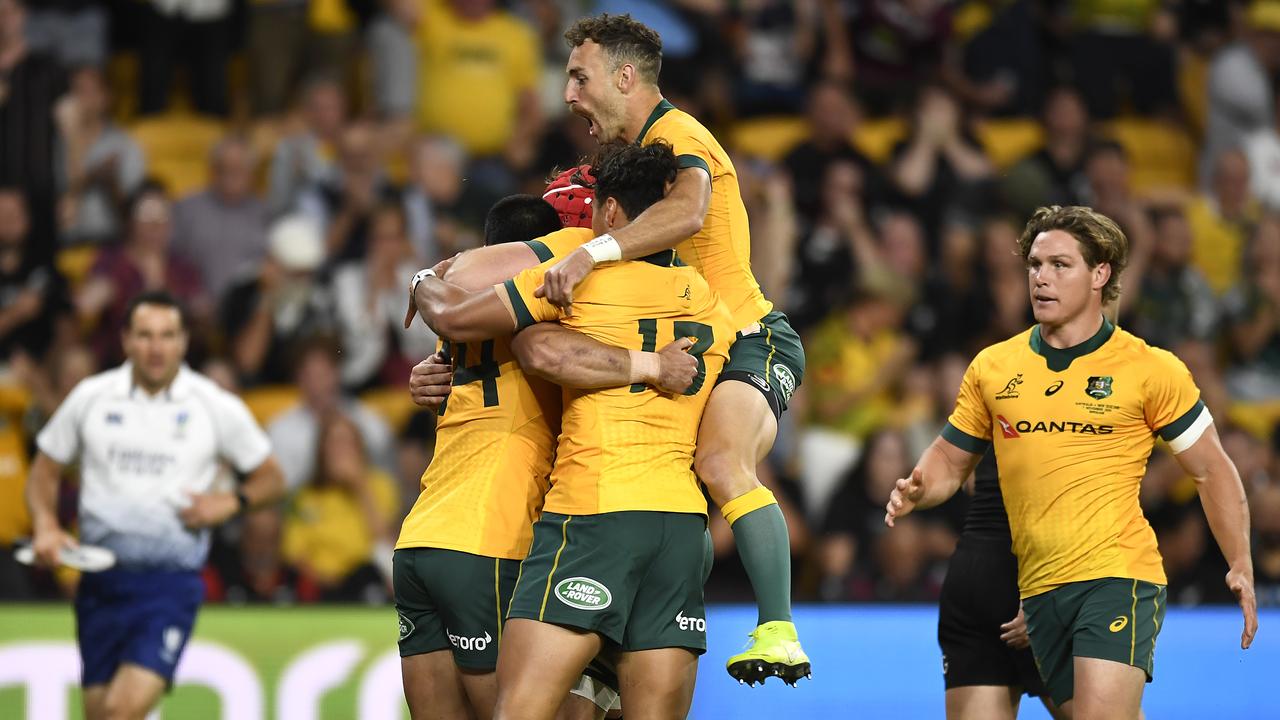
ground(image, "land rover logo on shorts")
xmin=772 ymin=365 xmax=796 ymax=403
xmin=555 ymin=577 xmax=612 ymax=611
xmin=1086 ymin=376 xmax=1114 ymax=400
xmin=398 ymin=613 xmax=415 ymax=641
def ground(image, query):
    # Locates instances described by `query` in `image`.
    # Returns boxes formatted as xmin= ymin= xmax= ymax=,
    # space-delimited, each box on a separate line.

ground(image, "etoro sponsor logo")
xmin=675 ymin=611 xmax=706 ymax=632
xmin=448 ymin=630 xmax=492 ymax=652
xmin=555 ymin=577 xmax=612 ymax=611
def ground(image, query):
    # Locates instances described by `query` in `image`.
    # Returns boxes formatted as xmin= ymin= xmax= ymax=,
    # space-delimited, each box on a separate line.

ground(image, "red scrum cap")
xmin=543 ymin=165 xmax=596 ymax=229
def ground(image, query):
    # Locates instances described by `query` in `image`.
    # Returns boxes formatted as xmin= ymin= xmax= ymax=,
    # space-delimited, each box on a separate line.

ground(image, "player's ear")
xmin=1093 ymin=261 xmax=1111 ymax=292
xmin=604 ymin=197 xmax=619 ymax=229
xmin=617 ymin=63 xmax=634 ymax=93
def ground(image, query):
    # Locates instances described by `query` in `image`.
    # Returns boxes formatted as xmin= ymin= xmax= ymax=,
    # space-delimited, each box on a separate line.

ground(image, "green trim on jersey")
xmin=1029 ymin=317 xmax=1116 ymax=371
xmin=677 ymin=153 xmax=711 ymax=178
xmin=525 ymin=239 xmax=554 ymax=262
xmin=635 ymin=99 xmax=677 ymax=144
xmin=504 ymin=279 xmax=536 ymax=329
xmin=1158 ymin=398 xmax=1206 ymax=441
xmin=943 ymin=422 xmax=991 ymax=454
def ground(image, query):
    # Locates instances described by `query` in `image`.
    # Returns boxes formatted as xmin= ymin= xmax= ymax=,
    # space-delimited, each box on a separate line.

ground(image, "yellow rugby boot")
xmin=725 ymin=620 xmax=811 ymax=687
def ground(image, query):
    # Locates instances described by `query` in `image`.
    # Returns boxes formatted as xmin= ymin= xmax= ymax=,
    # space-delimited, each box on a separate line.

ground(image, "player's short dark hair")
xmin=123 ymin=290 xmax=188 ymax=330
xmin=484 ymin=194 xmax=563 ymax=246
xmin=592 ymin=142 xmax=678 ymax=220
xmin=1085 ymin=139 xmax=1127 ymax=164
xmin=565 ymin=14 xmax=663 ymax=84
xmin=1018 ymin=205 xmax=1129 ymax=305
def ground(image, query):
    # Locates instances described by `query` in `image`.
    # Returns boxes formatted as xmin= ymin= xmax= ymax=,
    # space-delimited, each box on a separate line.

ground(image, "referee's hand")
xmin=32 ymin=525 xmax=78 ymax=568
xmin=884 ymin=468 xmax=925 ymax=528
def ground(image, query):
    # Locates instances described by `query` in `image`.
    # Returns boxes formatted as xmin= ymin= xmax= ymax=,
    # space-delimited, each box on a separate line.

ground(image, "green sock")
xmin=731 ymin=503 xmax=793 ymax=625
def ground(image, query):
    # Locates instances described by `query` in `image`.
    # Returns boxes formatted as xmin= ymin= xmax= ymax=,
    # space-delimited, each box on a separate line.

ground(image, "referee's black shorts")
xmin=938 ymin=536 xmax=1047 ymax=696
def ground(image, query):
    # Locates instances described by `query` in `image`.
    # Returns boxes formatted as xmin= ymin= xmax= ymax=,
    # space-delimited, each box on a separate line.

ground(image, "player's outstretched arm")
xmin=885 ymin=436 xmax=980 ymax=528
xmin=1173 ymin=423 xmax=1258 ymax=649
xmin=26 ymin=452 xmax=77 ymax=567
xmin=412 ymin=274 xmax=518 ymax=343
xmin=510 ymin=323 xmax=698 ymax=394
xmin=538 ymin=168 xmax=710 ymax=307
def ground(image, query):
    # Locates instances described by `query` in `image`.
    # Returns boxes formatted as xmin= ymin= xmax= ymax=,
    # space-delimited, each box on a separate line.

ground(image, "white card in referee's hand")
xmin=14 ymin=544 xmax=117 ymax=572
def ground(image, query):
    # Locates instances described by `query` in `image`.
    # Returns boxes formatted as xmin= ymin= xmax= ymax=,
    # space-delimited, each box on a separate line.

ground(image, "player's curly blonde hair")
xmin=1018 ymin=205 xmax=1129 ymax=305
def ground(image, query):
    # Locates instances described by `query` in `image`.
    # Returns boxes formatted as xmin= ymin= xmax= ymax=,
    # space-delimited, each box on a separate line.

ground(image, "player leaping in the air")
xmin=887 ymin=205 xmax=1257 ymax=718
xmin=530 ymin=13 xmax=809 ymax=686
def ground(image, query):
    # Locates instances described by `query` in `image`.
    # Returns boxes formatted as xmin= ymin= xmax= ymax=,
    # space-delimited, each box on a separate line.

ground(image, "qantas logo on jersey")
xmin=999 ymin=418 xmax=1115 ymax=436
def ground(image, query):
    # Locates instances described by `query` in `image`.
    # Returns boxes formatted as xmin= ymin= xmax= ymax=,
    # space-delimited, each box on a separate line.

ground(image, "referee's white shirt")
xmin=36 ymin=363 xmax=272 ymax=571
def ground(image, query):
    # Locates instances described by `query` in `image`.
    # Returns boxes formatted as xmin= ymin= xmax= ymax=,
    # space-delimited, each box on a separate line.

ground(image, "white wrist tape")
xmin=628 ymin=350 xmax=660 ymax=385
xmin=410 ymin=268 xmax=437 ymax=296
xmin=583 ymin=234 xmax=622 ymax=264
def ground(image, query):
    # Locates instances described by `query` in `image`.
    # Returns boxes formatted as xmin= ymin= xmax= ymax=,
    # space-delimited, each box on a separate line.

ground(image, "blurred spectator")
xmin=1222 ymin=218 xmax=1280 ymax=401
xmin=138 ymin=0 xmax=232 ymax=116
xmin=914 ymin=220 xmax=990 ymax=360
xmin=266 ymin=338 xmax=395 ymax=492
xmin=400 ymin=134 xmax=484 ymax=262
xmin=840 ymin=0 xmax=954 ymax=115
xmin=738 ymin=157 xmax=798 ymax=305
xmin=282 ymin=412 xmax=397 ymax=603
xmin=726 ymin=0 xmax=820 ymax=116
xmin=1187 ymin=148 xmax=1260 ymax=296
xmin=889 ymin=85 xmax=993 ymax=240
xmin=1001 ymin=85 xmax=1092 ymax=220
xmin=208 ymin=507 xmax=305 ymax=604
xmin=977 ymin=216 xmax=1032 ymax=345
xmin=299 ymin=121 xmax=395 ymax=262
xmin=55 ymin=65 xmax=146 ymax=246
xmin=952 ymin=0 xmax=1047 ymax=116
xmin=1129 ymin=208 xmax=1217 ymax=352
xmin=17 ymin=341 xmax=94 ymax=445
xmin=413 ymin=0 xmax=544 ymax=180
xmin=1253 ymin=483 xmax=1280 ymax=607
xmin=267 ymin=77 xmax=347 ymax=217
xmin=76 ymin=183 xmax=208 ymax=366
xmin=1067 ymin=0 xmax=1178 ymax=119
xmin=1080 ymin=140 xmax=1154 ymax=308
xmin=221 ymin=215 xmax=335 ymax=385
xmin=22 ymin=0 xmax=106 ymax=68
xmin=799 ymin=287 xmax=916 ymax=520
xmin=246 ymin=0 xmax=308 ymax=117
xmin=783 ymin=79 xmax=883 ymax=221
xmin=0 ymin=0 xmax=65 ymax=269
xmin=1244 ymin=92 xmax=1280 ymax=213
xmin=367 ymin=0 xmax=419 ymax=123
xmin=1202 ymin=3 xmax=1280 ymax=188
xmin=819 ymin=428 xmax=954 ymax=602
xmin=332 ymin=202 xmax=437 ymax=390
xmin=394 ymin=409 xmax=437 ymax=518
xmin=0 ymin=188 xmax=69 ymax=363
xmin=172 ymin=135 xmax=269 ymax=302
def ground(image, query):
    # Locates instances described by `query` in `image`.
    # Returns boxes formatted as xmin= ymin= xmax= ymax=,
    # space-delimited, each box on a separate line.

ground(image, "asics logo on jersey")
xmin=1109 ymin=616 xmax=1129 ymax=633
xmin=675 ymin=611 xmax=706 ymax=632
xmin=1045 ymin=380 xmax=1064 ymax=396
xmin=555 ymin=577 xmax=613 ymax=611
xmin=996 ymin=414 xmax=1020 ymax=438
xmin=996 ymin=374 xmax=1023 ymax=399
xmin=448 ymin=629 xmax=492 ymax=651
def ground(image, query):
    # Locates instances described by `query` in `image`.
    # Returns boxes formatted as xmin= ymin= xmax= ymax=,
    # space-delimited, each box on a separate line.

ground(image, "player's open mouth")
xmin=584 ymin=116 xmax=596 ymax=136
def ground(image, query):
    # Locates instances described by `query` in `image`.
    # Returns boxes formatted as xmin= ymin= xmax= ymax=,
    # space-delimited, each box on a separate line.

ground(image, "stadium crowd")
xmin=0 ymin=0 xmax=1278 ymax=611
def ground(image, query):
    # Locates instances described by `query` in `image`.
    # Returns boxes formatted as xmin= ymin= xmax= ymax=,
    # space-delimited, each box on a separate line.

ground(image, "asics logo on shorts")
xmin=449 ymin=630 xmax=492 ymax=651
xmin=675 ymin=611 xmax=706 ymax=632
xmin=1109 ymin=616 xmax=1129 ymax=633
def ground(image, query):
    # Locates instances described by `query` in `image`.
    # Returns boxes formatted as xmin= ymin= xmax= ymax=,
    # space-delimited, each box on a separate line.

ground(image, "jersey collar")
xmin=115 ymin=362 xmax=194 ymax=401
xmin=635 ymin=99 xmax=676 ymax=145
xmin=1029 ymin=316 xmax=1115 ymax=372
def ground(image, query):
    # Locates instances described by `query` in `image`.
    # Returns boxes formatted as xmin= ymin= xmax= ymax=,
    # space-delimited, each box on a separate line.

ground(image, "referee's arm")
xmin=885 ymin=436 xmax=982 ymax=528
xmin=27 ymin=452 xmax=76 ymax=567
xmin=180 ymin=456 xmax=286 ymax=529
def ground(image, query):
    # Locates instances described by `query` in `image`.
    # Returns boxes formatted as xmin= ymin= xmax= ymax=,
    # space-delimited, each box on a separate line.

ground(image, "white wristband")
xmin=583 ymin=234 xmax=622 ymax=264
xmin=410 ymin=268 xmax=436 ymax=296
xmin=628 ymin=350 xmax=660 ymax=386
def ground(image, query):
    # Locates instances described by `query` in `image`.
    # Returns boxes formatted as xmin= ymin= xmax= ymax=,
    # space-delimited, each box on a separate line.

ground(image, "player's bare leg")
xmin=98 ymin=663 xmax=166 ymax=720
xmin=695 ymin=380 xmax=808 ymax=685
xmin=458 ymin=669 xmax=498 ymax=720
xmin=402 ymin=650 xmax=475 ymax=720
xmin=616 ymin=647 xmax=698 ymax=720
xmin=945 ymin=685 xmax=1022 ymax=720
xmin=494 ymin=619 xmax=603 ymax=720
xmin=1060 ymin=657 xmax=1146 ymax=720
xmin=81 ymin=685 xmax=108 ymax=720
xmin=555 ymin=690 xmax=609 ymax=720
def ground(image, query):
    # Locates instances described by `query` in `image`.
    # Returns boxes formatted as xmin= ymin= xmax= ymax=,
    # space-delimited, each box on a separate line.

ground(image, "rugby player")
xmin=27 ymin=291 xmax=285 ymax=720
xmin=395 ymin=194 xmax=695 ymax=719
xmin=886 ymin=206 xmax=1257 ymax=718
xmin=531 ymin=13 xmax=809 ymax=684
xmin=411 ymin=142 xmax=733 ymax=720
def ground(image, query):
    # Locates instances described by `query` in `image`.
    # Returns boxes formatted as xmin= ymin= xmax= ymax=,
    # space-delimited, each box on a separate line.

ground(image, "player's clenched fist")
xmin=535 ymin=246 xmax=594 ymax=308
xmin=410 ymin=352 xmax=453 ymax=410
xmin=884 ymin=468 xmax=925 ymax=528
xmin=654 ymin=337 xmax=697 ymax=395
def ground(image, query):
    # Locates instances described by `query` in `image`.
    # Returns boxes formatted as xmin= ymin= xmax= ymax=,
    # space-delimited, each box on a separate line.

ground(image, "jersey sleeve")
xmin=654 ymin=122 xmax=715 ymax=180
xmin=212 ymin=390 xmax=274 ymax=474
xmin=941 ymin=357 xmax=993 ymax=454
xmin=1144 ymin=349 xmax=1210 ymax=453
xmin=35 ymin=380 xmax=94 ymax=464
xmin=501 ymin=261 xmax=564 ymax=331
xmin=525 ymin=228 xmax=591 ymax=262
